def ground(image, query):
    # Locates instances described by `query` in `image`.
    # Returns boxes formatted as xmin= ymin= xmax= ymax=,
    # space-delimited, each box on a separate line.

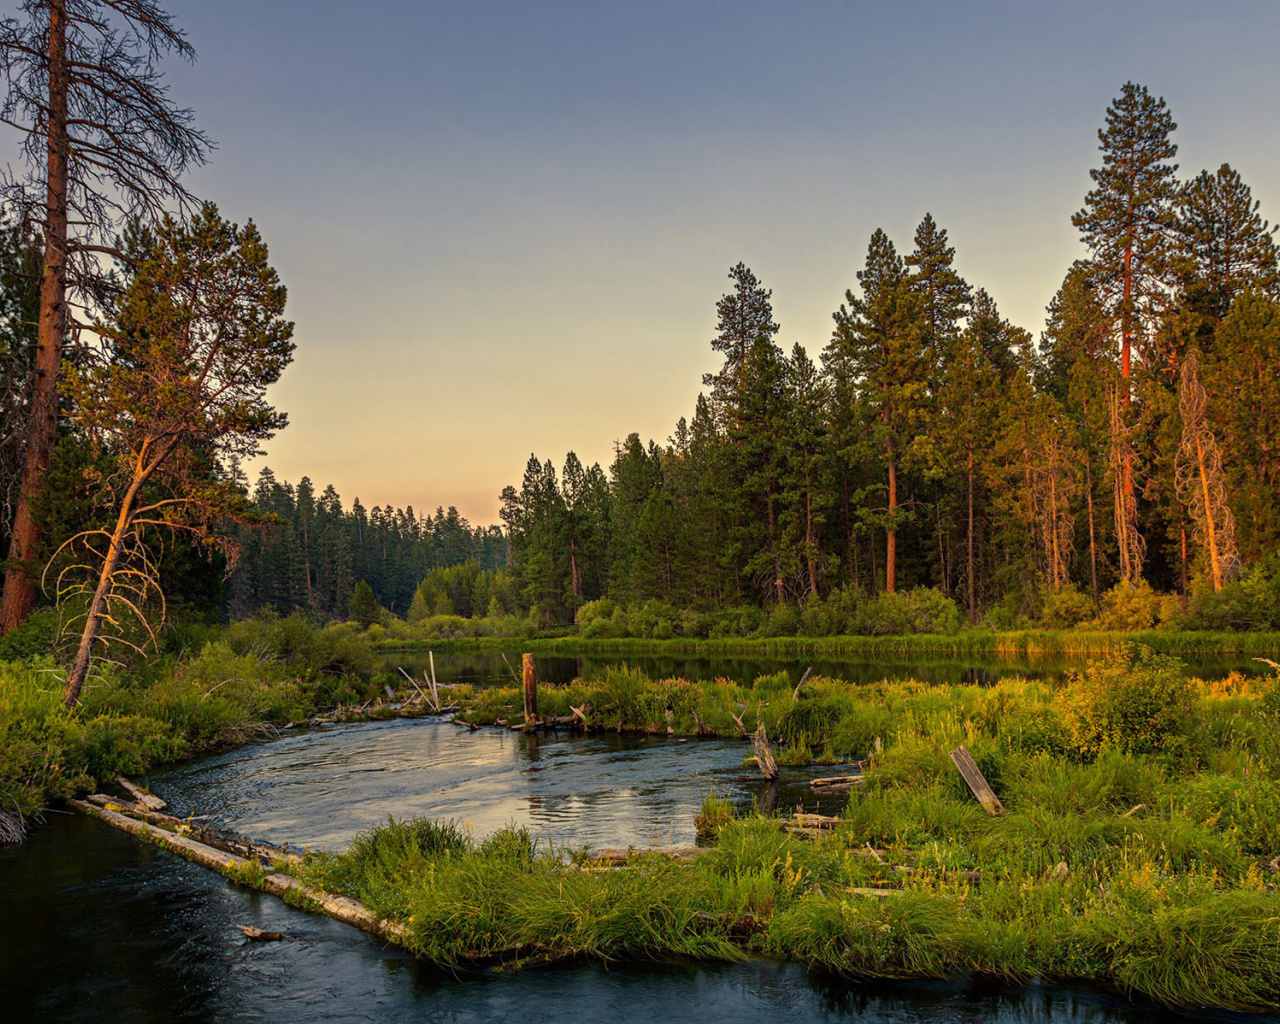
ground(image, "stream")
xmin=2 ymin=717 xmax=1275 ymax=1023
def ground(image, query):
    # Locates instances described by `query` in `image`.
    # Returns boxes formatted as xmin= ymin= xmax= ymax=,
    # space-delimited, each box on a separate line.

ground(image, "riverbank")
xmin=0 ymin=615 xmax=387 ymax=840
xmin=379 ymin=629 xmax=1280 ymax=658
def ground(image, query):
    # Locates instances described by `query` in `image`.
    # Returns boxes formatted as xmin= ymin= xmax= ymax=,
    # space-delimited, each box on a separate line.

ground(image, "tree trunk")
xmin=1179 ymin=524 xmax=1189 ymax=598
xmin=805 ymin=489 xmax=818 ymax=598
xmin=966 ymin=457 xmax=976 ymax=624
xmin=886 ymin=449 xmax=897 ymax=594
xmin=936 ymin=502 xmax=948 ymax=595
xmin=1 ymin=0 xmax=69 ymax=633
xmin=1195 ymin=432 xmax=1223 ymax=591
xmin=64 ymin=469 xmax=146 ymax=707
xmin=1085 ymin=459 xmax=1099 ymax=604
xmin=767 ymin=485 xmax=782 ymax=604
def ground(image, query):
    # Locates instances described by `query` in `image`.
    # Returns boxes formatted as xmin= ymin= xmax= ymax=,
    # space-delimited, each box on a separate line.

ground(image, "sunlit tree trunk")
xmin=1 ymin=0 xmax=67 ymax=632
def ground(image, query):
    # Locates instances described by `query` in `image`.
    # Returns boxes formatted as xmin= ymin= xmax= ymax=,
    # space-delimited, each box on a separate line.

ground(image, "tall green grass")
xmin=383 ymin=629 xmax=1280 ymax=658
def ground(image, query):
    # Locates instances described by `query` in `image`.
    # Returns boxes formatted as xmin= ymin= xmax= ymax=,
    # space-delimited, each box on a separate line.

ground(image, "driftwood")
xmin=522 ymin=653 xmax=538 ymax=726
xmin=949 ymin=745 xmax=1005 ymax=815
xmin=570 ymin=701 xmax=594 ymax=724
xmin=85 ymin=793 xmax=304 ymax=865
xmin=1122 ymin=803 xmax=1145 ymax=818
xmin=582 ymin=847 xmax=704 ymax=867
xmin=691 ymin=710 xmax=717 ymax=738
xmin=792 ymin=666 xmax=813 ymax=701
xmin=70 ymin=799 xmax=408 ymax=944
xmin=116 ymin=776 xmax=166 ymax=811
xmin=729 ymin=709 xmax=748 ymax=737
xmin=751 ymin=722 xmax=779 ymax=780
xmin=788 ymin=812 xmax=842 ymax=830
xmin=239 ymin=925 xmax=285 ymax=942
xmin=809 ymin=775 xmax=865 ymax=790
xmin=397 ymin=667 xmax=431 ymax=710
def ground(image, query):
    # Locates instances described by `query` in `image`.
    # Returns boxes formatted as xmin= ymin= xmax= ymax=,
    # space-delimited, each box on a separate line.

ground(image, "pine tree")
xmin=702 ymin=263 xmax=779 ymax=426
xmin=780 ymin=344 xmax=830 ymax=599
xmin=829 ymin=230 xmax=925 ymax=593
xmin=932 ymin=291 xmax=1002 ymax=620
xmin=1073 ymin=83 xmax=1179 ymax=584
xmin=1176 ymin=164 xmax=1279 ymax=332
xmin=1073 ymin=81 xmax=1180 ymax=388
xmin=905 ymin=213 xmax=971 ymax=371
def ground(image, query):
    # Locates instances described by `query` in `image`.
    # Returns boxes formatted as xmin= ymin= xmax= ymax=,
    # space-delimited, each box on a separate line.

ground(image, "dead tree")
xmin=1177 ymin=349 xmax=1238 ymax=591
xmin=0 ymin=0 xmax=212 ymax=633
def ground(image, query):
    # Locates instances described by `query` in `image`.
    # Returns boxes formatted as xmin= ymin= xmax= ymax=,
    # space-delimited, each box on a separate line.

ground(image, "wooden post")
xmin=949 ymin=745 xmax=1004 ymax=815
xmin=522 ymin=653 xmax=537 ymax=726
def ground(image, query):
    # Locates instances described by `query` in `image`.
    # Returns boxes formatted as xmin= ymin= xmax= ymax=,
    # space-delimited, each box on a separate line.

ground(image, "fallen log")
xmin=809 ymin=775 xmax=865 ymax=789
xmin=84 ymin=794 xmax=304 ymax=865
xmin=789 ymin=812 xmax=842 ymax=829
xmin=582 ymin=847 xmax=704 ymax=866
xmin=116 ymin=776 xmax=167 ymax=811
xmin=70 ymin=800 xmax=408 ymax=944
xmin=949 ymin=745 xmax=1005 ymax=816
xmin=239 ymin=925 xmax=285 ymax=942
xmin=792 ymin=667 xmax=813 ymax=701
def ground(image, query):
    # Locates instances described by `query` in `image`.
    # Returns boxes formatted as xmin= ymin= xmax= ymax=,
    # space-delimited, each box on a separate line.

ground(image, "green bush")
xmin=856 ymin=588 xmax=962 ymax=636
xmin=1095 ymin=581 xmax=1161 ymax=631
xmin=1039 ymin=585 xmax=1095 ymax=629
xmin=1181 ymin=557 xmax=1280 ymax=631
xmin=1066 ymin=646 xmax=1195 ymax=759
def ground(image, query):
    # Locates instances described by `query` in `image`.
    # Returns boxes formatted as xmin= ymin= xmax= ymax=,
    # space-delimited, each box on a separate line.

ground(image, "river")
xmin=1 ymin=718 xmax=1274 ymax=1023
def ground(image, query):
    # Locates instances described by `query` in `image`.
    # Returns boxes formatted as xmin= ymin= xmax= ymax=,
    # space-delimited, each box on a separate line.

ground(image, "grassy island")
xmin=295 ymin=646 xmax=1280 ymax=1012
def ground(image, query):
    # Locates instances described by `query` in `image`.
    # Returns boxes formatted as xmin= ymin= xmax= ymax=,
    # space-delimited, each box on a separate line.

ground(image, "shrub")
xmin=1181 ymin=556 xmax=1280 ymax=631
xmin=856 ymin=588 xmax=962 ymax=636
xmin=1065 ymin=646 xmax=1194 ymax=759
xmin=1095 ymin=580 xmax=1161 ymax=631
xmin=1039 ymin=585 xmax=1095 ymax=629
xmin=762 ymin=603 xmax=801 ymax=637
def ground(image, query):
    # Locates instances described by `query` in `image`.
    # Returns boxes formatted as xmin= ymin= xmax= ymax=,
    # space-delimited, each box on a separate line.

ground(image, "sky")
xmin=154 ymin=0 xmax=1280 ymax=524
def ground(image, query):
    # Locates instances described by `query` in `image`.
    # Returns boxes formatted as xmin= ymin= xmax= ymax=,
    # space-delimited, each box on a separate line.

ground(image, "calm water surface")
xmin=2 ymin=719 xmax=1275 ymax=1023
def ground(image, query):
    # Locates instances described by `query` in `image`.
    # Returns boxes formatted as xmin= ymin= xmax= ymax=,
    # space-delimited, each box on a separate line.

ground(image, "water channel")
xmin=3 ymin=714 xmax=1276 ymax=1023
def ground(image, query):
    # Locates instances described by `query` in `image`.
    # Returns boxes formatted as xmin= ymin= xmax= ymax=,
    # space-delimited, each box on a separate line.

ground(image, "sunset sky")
xmin=167 ymin=0 xmax=1280 ymax=524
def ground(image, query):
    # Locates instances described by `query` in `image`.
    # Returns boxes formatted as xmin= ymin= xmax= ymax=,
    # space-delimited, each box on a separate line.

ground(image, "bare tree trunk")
xmin=1177 ymin=351 xmax=1237 ymax=593
xmin=64 ymin=470 xmax=145 ymax=707
xmin=1195 ymin=431 xmax=1223 ymax=591
xmin=1085 ymin=458 xmax=1099 ymax=604
xmin=2 ymin=0 xmax=68 ymax=633
xmin=1179 ymin=524 xmax=1189 ymax=598
xmin=767 ymin=487 xmax=782 ymax=604
xmin=936 ymin=502 xmax=948 ymax=595
xmin=805 ymin=489 xmax=818 ymax=598
xmin=886 ymin=447 xmax=897 ymax=594
xmin=966 ymin=456 xmax=976 ymax=624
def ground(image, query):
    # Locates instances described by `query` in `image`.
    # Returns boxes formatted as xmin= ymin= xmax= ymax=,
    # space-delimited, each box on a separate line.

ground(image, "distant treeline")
xmin=498 ymin=83 xmax=1280 ymax=628
xmin=229 ymin=468 xmax=507 ymax=619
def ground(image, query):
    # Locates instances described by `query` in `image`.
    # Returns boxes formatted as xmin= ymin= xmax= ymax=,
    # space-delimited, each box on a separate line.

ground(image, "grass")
xmin=379 ymin=629 xmax=1280 ymax=658
xmin=295 ymin=647 xmax=1280 ymax=1012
